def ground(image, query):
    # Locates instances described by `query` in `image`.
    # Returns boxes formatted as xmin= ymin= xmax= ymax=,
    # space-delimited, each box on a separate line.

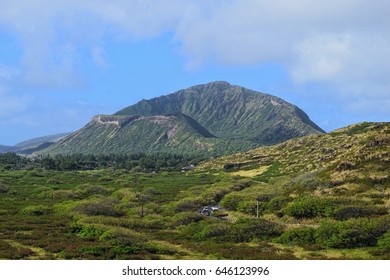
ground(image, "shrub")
xmin=0 ymin=185 xmax=10 ymax=193
xmin=378 ymin=231 xmax=390 ymax=250
xmin=74 ymin=198 xmax=124 ymax=217
xmin=39 ymin=189 xmax=76 ymax=199
xmin=76 ymin=184 xmax=110 ymax=197
xmin=180 ymin=220 xmax=211 ymax=241
xmin=266 ymin=196 xmax=292 ymax=212
xmin=173 ymin=198 xmax=203 ymax=212
xmin=220 ymin=193 xmax=245 ymax=211
xmin=46 ymin=179 xmax=63 ymax=185
xmin=100 ymin=228 xmax=147 ymax=246
xmin=0 ymin=180 xmax=10 ymax=193
xmin=98 ymin=176 xmax=112 ymax=182
xmin=18 ymin=205 xmax=52 ymax=216
xmin=315 ymin=217 xmax=390 ymax=248
xmin=332 ymin=205 xmax=388 ymax=220
xmin=75 ymin=224 xmax=106 ymax=241
xmin=231 ymin=180 xmax=252 ymax=191
xmin=227 ymin=218 xmax=284 ymax=243
xmin=171 ymin=212 xmax=205 ymax=227
xmin=202 ymin=187 xmax=230 ymax=204
xmin=79 ymin=246 xmax=108 ymax=257
xmin=198 ymin=222 xmax=231 ymax=240
xmin=284 ymin=196 xmax=334 ymax=219
xmin=275 ymin=227 xmax=316 ymax=246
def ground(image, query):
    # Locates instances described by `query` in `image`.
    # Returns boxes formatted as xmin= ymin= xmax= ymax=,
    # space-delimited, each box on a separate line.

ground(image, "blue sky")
xmin=0 ymin=0 xmax=389 ymax=145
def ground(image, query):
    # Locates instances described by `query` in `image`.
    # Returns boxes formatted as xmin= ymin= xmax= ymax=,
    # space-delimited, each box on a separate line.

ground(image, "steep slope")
xmin=43 ymin=114 xmax=258 ymax=155
xmin=116 ymin=81 xmax=324 ymax=145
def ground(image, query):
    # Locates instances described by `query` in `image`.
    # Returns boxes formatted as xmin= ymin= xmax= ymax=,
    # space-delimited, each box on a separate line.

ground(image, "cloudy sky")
xmin=0 ymin=0 xmax=389 ymax=145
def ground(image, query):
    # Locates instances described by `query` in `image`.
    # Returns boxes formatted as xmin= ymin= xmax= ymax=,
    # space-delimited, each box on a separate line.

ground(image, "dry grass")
xmin=229 ymin=165 xmax=270 ymax=177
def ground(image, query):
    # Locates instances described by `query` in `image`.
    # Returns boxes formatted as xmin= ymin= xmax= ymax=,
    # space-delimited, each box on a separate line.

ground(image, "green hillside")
xmin=43 ymin=113 xmax=258 ymax=156
xmin=42 ymin=81 xmax=324 ymax=155
xmin=0 ymin=122 xmax=388 ymax=260
xmin=116 ymin=81 xmax=325 ymax=144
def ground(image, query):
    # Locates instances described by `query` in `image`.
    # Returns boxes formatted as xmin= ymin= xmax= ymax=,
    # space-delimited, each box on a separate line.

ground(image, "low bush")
xmin=315 ymin=217 xmax=390 ymax=248
xmin=74 ymin=224 xmax=106 ymax=241
xmin=171 ymin=212 xmax=205 ymax=227
xmin=266 ymin=196 xmax=292 ymax=212
xmin=172 ymin=198 xmax=204 ymax=213
xmin=76 ymin=184 xmax=110 ymax=197
xmin=0 ymin=185 xmax=10 ymax=193
xmin=79 ymin=246 xmax=109 ymax=258
xmin=100 ymin=228 xmax=147 ymax=246
xmin=275 ymin=227 xmax=316 ymax=246
xmin=0 ymin=179 xmax=10 ymax=193
xmin=18 ymin=205 xmax=52 ymax=216
xmin=220 ymin=193 xmax=245 ymax=211
xmin=377 ymin=231 xmax=390 ymax=250
xmin=284 ymin=196 xmax=334 ymax=219
xmin=227 ymin=218 xmax=284 ymax=243
xmin=74 ymin=198 xmax=124 ymax=217
xmin=332 ymin=205 xmax=388 ymax=220
xmin=198 ymin=222 xmax=231 ymax=240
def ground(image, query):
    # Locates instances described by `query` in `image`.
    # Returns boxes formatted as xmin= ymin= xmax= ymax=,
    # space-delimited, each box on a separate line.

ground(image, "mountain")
xmin=0 ymin=145 xmax=16 ymax=153
xmin=42 ymin=81 xmax=324 ymax=155
xmin=42 ymin=114 xmax=259 ymax=155
xmin=15 ymin=133 xmax=70 ymax=149
xmin=116 ymin=81 xmax=325 ymax=144
xmin=0 ymin=133 xmax=70 ymax=154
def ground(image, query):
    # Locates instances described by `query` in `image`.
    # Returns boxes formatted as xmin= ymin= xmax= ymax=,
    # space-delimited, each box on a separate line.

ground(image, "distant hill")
xmin=41 ymin=81 xmax=324 ymax=155
xmin=15 ymin=133 xmax=70 ymax=149
xmin=0 ymin=133 xmax=70 ymax=154
xmin=0 ymin=145 xmax=16 ymax=153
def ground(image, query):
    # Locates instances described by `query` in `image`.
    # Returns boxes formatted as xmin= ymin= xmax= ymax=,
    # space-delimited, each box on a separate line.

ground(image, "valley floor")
xmin=0 ymin=167 xmax=389 ymax=260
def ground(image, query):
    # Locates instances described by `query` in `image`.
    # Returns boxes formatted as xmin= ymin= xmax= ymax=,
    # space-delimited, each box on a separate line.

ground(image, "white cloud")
xmin=2 ymin=0 xmax=388 ymax=80
xmin=0 ymin=65 xmax=15 ymax=81
xmin=0 ymin=65 xmax=28 ymax=119
xmin=91 ymin=43 xmax=108 ymax=68
xmin=0 ymin=90 xmax=31 ymax=121
xmin=172 ymin=0 xmax=390 ymax=118
xmin=292 ymin=33 xmax=352 ymax=83
xmin=0 ymin=0 xmax=196 ymax=88
xmin=0 ymin=0 xmax=389 ymax=120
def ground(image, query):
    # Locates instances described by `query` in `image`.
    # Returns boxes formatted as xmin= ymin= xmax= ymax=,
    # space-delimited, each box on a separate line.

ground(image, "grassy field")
xmin=0 ymin=166 xmax=388 ymax=260
xmin=0 ymin=122 xmax=389 ymax=260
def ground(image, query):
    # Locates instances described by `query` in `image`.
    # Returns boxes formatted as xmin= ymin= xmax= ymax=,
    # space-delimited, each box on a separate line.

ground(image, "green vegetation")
xmin=42 ymin=114 xmax=258 ymax=156
xmin=116 ymin=81 xmax=324 ymax=142
xmin=42 ymin=81 xmax=323 ymax=155
xmin=0 ymin=122 xmax=389 ymax=259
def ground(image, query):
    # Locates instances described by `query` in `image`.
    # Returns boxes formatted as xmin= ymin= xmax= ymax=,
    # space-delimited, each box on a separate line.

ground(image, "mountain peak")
xmin=41 ymin=82 xmax=324 ymax=155
xmin=116 ymin=81 xmax=324 ymax=144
